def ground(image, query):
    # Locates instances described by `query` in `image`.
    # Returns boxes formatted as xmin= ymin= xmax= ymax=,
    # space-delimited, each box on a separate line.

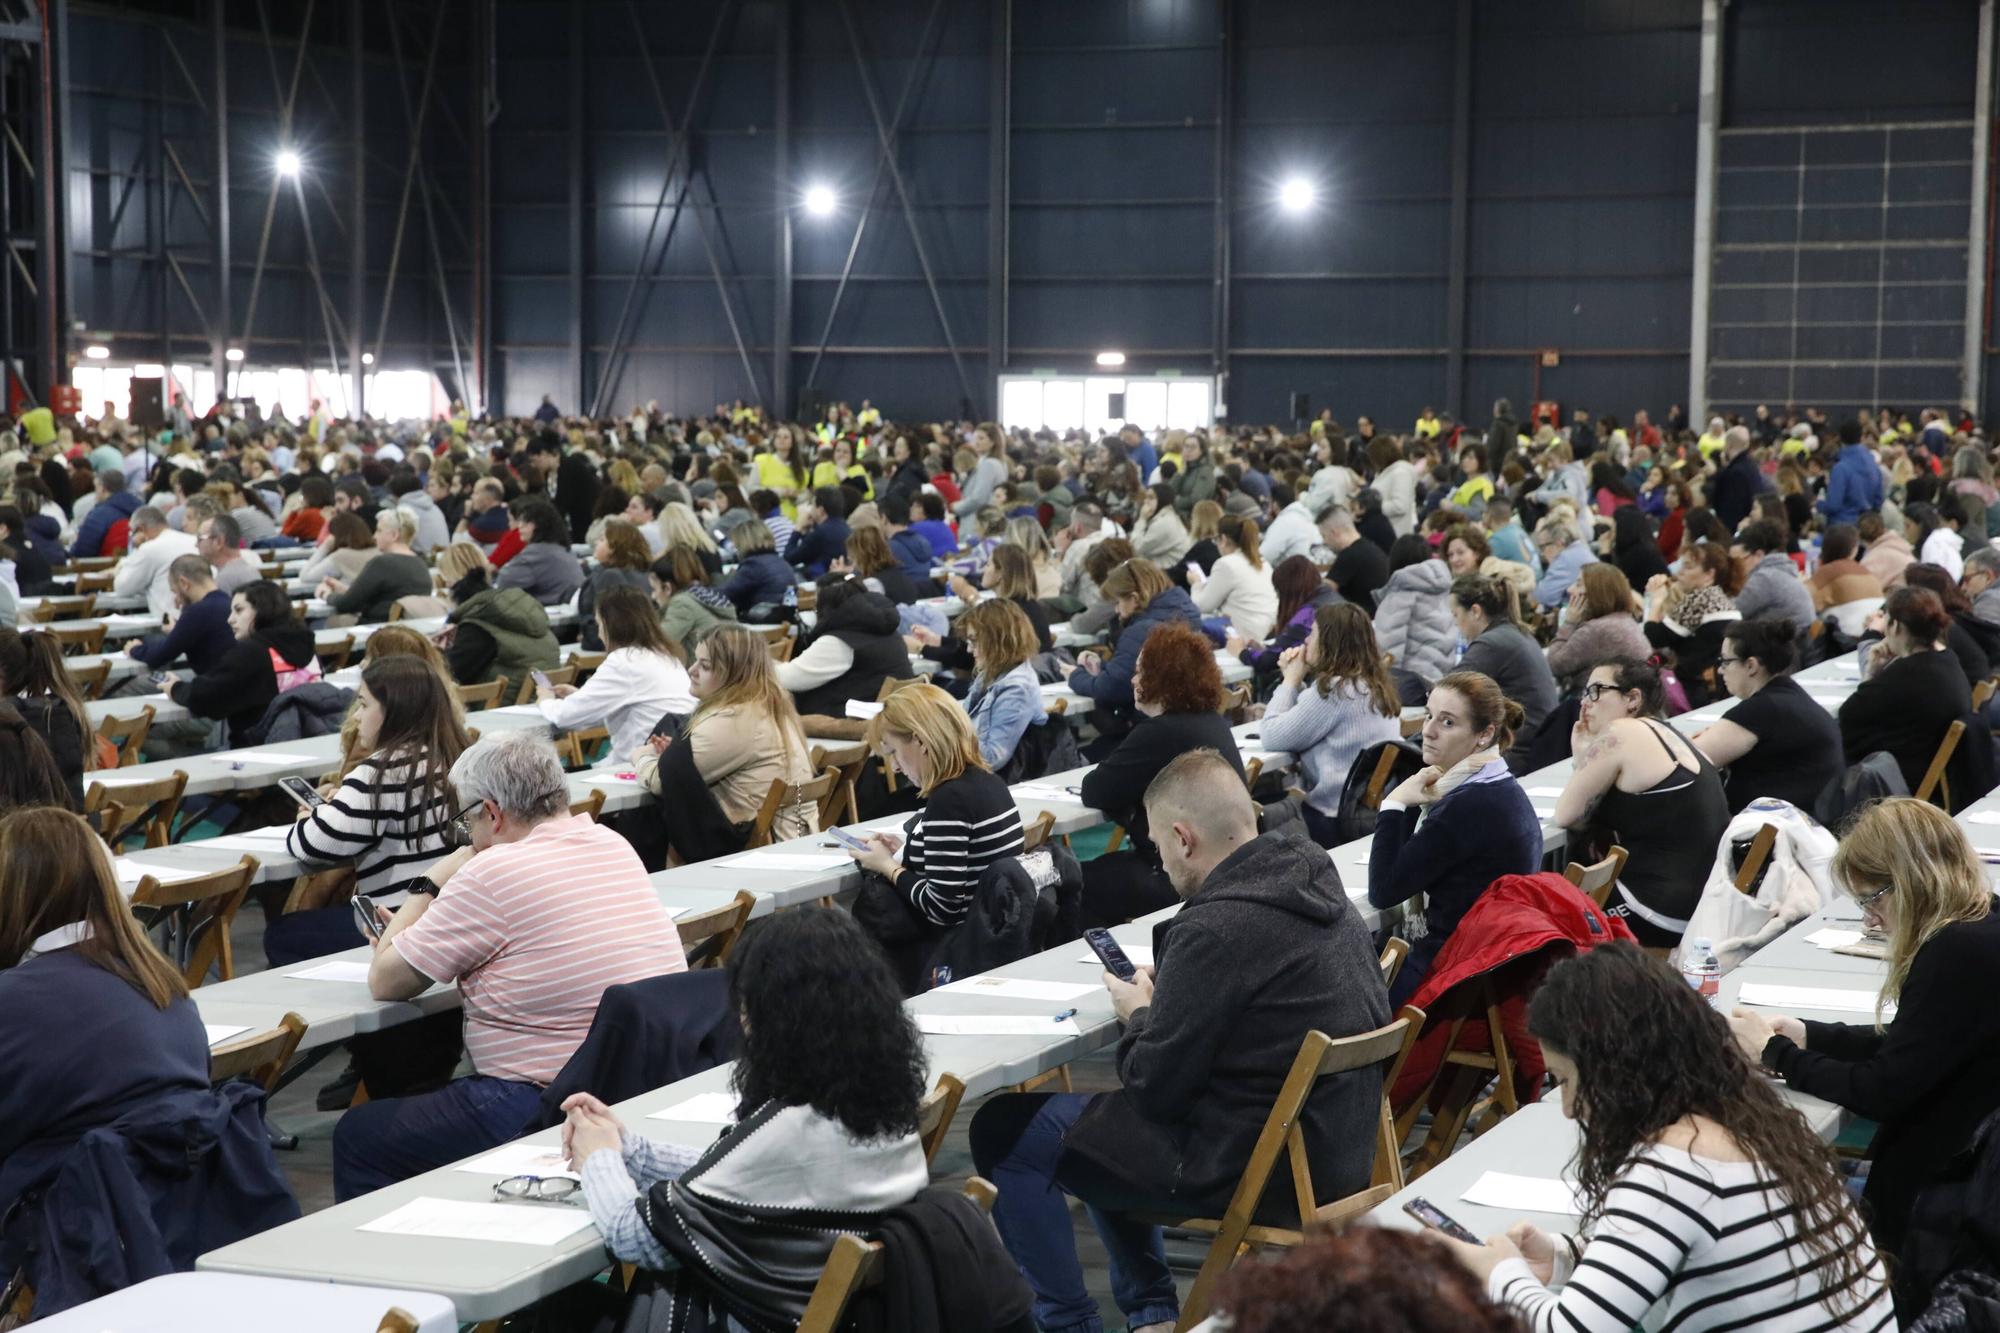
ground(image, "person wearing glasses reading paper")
xmin=1729 ymin=798 xmax=2000 ymax=1314
xmin=335 ymin=730 xmax=685 ymax=1201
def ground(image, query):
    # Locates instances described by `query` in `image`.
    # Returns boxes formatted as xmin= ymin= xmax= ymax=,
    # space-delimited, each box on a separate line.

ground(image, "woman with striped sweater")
xmin=1446 ymin=944 xmax=1894 ymax=1332
xmin=264 ymin=656 xmax=469 ymax=966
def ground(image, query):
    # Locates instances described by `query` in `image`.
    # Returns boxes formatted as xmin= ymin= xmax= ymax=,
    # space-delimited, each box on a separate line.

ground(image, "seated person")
xmin=1839 ymin=586 xmax=1972 ymax=794
xmin=1452 ymin=945 xmax=1893 ymax=1329
xmin=842 ymin=683 xmax=1024 ymax=986
xmin=0 ymin=697 xmax=70 ymax=811
xmin=1067 ymin=558 xmax=1202 ymax=752
xmin=563 ymin=910 xmax=935 ymax=1330
xmin=1554 ymin=658 xmax=1728 ymax=949
xmin=777 ymin=574 xmax=913 ymax=719
xmin=1452 ymin=573 xmax=1559 ymax=771
xmin=716 ymin=517 xmax=798 ymax=619
xmin=1692 ymin=616 xmax=1843 ymax=815
xmin=1810 ymin=521 xmax=1885 ymax=637
xmin=1730 ymin=798 xmax=2000 ymax=1311
xmin=576 ymin=519 xmax=653 ymax=653
xmin=267 ymin=656 xmax=469 ymax=967
xmin=158 ymin=579 xmax=317 ymax=747
xmin=491 ymin=498 xmax=585 ymax=607
xmin=783 ymin=485 xmax=852 ymax=578
xmin=320 ymin=508 xmax=433 ymax=622
xmin=958 ymin=599 xmax=1052 ymax=777
xmin=1259 ymin=603 xmax=1403 ymax=847
xmin=1369 ymin=670 xmax=1542 ymax=1005
xmin=973 ymin=750 xmax=1390 ymax=1333
xmin=437 ymin=541 xmax=561 ymax=690
xmin=0 ymin=627 xmax=90 ymax=808
xmin=839 ymin=523 xmax=924 ymax=605
xmin=1078 ymin=622 xmax=1243 ymax=928
xmin=912 ymin=545 xmax=1055 ymax=671
xmin=535 ymin=586 xmax=695 ymax=767
xmin=1641 ymin=540 xmax=1742 ymax=708
xmin=1206 ymin=1229 xmax=1524 ymax=1333
xmin=297 ymin=510 xmax=378 ymax=586
xmin=340 ymin=730 xmax=688 ymax=1200
xmin=122 ymin=554 xmax=236 ymax=677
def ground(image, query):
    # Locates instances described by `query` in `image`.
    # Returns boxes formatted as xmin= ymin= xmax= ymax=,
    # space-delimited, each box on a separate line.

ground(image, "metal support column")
xmin=1443 ymin=0 xmax=1471 ymax=419
xmin=472 ymin=0 xmax=492 ymax=414
xmin=211 ymin=0 xmax=230 ymax=394
xmin=772 ymin=0 xmax=792 ymax=420
xmin=349 ymin=0 xmax=365 ymax=414
xmin=1688 ymin=0 xmax=1724 ymax=425
xmin=36 ymin=0 xmax=66 ymax=400
xmin=567 ymin=0 xmax=585 ymax=415
xmin=1967 ymin=0 xmax=1994 ymax=414
xmin=1211 ymin=0 xmax=1231 ymax=414
xmin=985 ymin=0 xmax=1008 ymax=418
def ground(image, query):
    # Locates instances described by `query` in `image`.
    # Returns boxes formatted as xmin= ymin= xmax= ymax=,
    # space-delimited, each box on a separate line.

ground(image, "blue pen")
xmin=1051 ymin=1008 xmax=1078 ymax=1023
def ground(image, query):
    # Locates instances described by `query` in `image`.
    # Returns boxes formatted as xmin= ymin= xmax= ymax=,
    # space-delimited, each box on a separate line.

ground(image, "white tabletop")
xmin=29 ymin=1271 xmax=455 ymax=1332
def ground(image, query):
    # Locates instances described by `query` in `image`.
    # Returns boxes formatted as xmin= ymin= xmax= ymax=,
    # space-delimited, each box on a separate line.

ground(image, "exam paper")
xmin=1532 ymin=807 xmax=1557 ymax=818
xmin=456 ymin=1143 xmax=579 ymax=1182
xmin=913 ymin=1014 xmax=1084 ymax=1037
xmin=1805 ymin=928 xmax=1865 ymax=949
xmin=1460 ymin=1171 xmax=1583 ymax=1216
xmin=216 ymin=752 xmax=327 ymax=766
xmin=935 ymin=976 xmax=1098 ymax=1002
xmin=1737 ymin=982 xmax=1891 ymax=1015
xmin=204 ymin=1024 xmax=252 ymax=1047
xmin=1012 ymin=784 xmax=1080 ymax=804
xmin=1965 ymin=811 xmax=2000 ymax=825
xmin=358 ymin=1197 xmax=596 ymax=1246
xmin=844 ymin=699 xmax=884 ymax=720
xmin=114 ymin=856 xmax=209 ymax=885
xmin=1525 ymin=786 xmax=1565 ymax=797
xmin=646 ymin=1091 xmax=739 ymax=1124
xmin=286 ymin=959 xmax=374 ymax=984
xmin=1075 ymin=944 xmax=1154 ymax=968
xmin=719 ymin=849 xmax=853 ymax=872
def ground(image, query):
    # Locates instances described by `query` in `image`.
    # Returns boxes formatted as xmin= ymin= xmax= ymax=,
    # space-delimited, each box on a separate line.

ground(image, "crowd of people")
xmin=0 ymin=388 xmax=1993 ymax=1329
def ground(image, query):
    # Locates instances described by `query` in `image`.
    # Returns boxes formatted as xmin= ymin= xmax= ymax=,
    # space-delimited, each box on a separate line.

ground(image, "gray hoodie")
xmin=395 ymin=489 xmax=450 ymax=554
xmin=1372 ymin=558 xmax=1457 ymax=685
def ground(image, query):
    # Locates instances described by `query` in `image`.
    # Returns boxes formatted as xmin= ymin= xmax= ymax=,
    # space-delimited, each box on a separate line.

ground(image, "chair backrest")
xmin=1045 ymin=695 xmax=1068 ymax=718
xmin=769 ymin=635 xmax=795 ymax=663
xmin=1021 ymin=809 xmax=1057 ymax=852
xmin=559 ymin=724 xmax=612 ymax=768
xmin=454 ymin=678 xmax=506 ymax=711
xmin=96 ymin=704 xmax=157 ymax=767
xmin=1378 ymin=937 xmax=1410 ymax=990
xmin=1220 ymin=682 xmax=1252 ymax=723
xmin=69 ymin=658 xmax=112 ymax=700
xmin=1242 ymin=756 xmax=1264 ymax=791
xmin=282 ymin=863 xmax=356 ymax=914
xmin=514 ymin=662 xmax=577 ymax=706
xmin=84 ymin=769 xmax=189 ymax=847
xmin=129 ymin=854 xmax=259 ymax=986
xmin=1563 ymin=844 xmax=1629 ymax=909
xmin=809 ymin=740 xmax=870 ymax=828
xmin=746 ymin=767 xmax=841 ymax=848
xmin=1730 ymin=823 xmax=1779 ymax=896
xmin=72 ymin=573 xmax=114 ymax=595
xmin=751 ymin=622 xmax=791 ymax=648
xmin=570 ymin=650 xmax=607 ymax=680
xmin=210 ymin=1012 xmax=308 ymax=1091
xmin=1362 ymin=744 xmax=1404 ymax=809
xmin=32 ymin=593 xmax=97 ymax=620
xmin=318 ymin=634 xmax=357 ymax=672
xmin=376 ymin=1311 xmax=420 ymax=1333
xmin=795 ymin=1178 xmax=995 ymax=1333
xmin=875 ymin=674 xmax=921 ymax=703
xmin=1979 ymin=679 xmax=1998 ymax=711
xmin=916 ymin=1072 xmax=967 ymax=1166
xmin=796 ymin=585 xmax=819 ymax=612
xmin=1917 ymin=719 xmax=1968 ymax=807
xmin=569 ymin=787 xmax=608 ymax=822
xmin=50 ymin=623 xmax=107 ymax=656
xmin=677 ymin=889 xmax=756 ymax=968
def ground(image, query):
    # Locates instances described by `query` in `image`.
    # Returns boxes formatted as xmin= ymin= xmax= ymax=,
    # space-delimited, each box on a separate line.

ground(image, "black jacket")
xmin=792 ymin=591 xmax=914 ymax=718
xmin=1711 ymin=451 xmax=1765 ymax=529
xmin=922 ymin=595 xmax=1054 ymax=672
xmin=171 ymin=623 xmax=318 ymax=746
xmin=531 ymin=969 xmax=738 ymax=1132
xmin=551 ymin=451 xmax=600 ymax=545
xmin=1840 ymin=648 xmax=1973 ymax=794
xmin=17 ymin=694 xmax=85 ymax=807
xmin=650 ymin=721 xmax=751 ymax=866
xmin=1078 ymin=711 xmax=1242 ymax=859
xmin=1060 ymin=828 xmax=1392 ymax=1217
xmin=850 ymin=1188 xmax=1035 ymax=1333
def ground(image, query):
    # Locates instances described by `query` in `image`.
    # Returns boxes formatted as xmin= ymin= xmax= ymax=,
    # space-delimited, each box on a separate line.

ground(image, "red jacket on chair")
xmin=1391 ymin=872 xmax=1635 ymax=1110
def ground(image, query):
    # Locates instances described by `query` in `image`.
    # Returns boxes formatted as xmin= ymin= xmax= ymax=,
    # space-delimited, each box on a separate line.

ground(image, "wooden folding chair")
xmin=210 ymin=1012 xmax=308 ymax=1091
xmin=66 ymin=556 xmax=117 ymax=574
xmin=1242 ymin=756 xmax=1264 ymax=792
xmin=386 ymin=600 xmax=406 ymax=623
xmin=69 ymin=657 xmax=112 ymax=700
xmin=454 ymin=678 xmax=506 ymax=711
xmin=751 ymin=622 xmax=791 ymax=649
xmin=377 ymin=1311 xmax=420 ymax=1333
xmin=1220 ymin=682 xmax=1252 ymax=724
xmin=49 ymin=623 xmax=107 ymax=656
xmin=318 ymin=633 xmax=357 ymax=672
xmin=1362 ymin=744 xmax=1409 ymax=809
xmin=1021 ymin=809 xmax=1057 ymax=852
xmin=1399 ymin=978 xmax=1524 ymax=1177
xmin=559 ymin=725 xmax=612 ymax=768
xmin=0 ymin=1270 xmax=30 ymax=1328
xmin=769 ymin=635 xmax=795 ymax=663
xmin=809 ymin=741 xmax=870 ymax=828
xmin=129 ymin=855 xmax=258 ymax=987
xmin=570 ymin=650 xmax=607 ymax=681
xmin=916 ymin=1072 xmax=967 ymax=1166
xmin=796 ymin=1179 xmax=996 ymax=1332
xmin=1399 ymin=713 xmax=1424 ymax=738
xmin=514 ymin=662 xmax=576 ymax=706
xmin=1562 ymin=844 xmax=1629 ymax=909
xmin=27 ymin=593 xmax=97 ymax=621
xmin=796 ymin=585 xmax=819 ymax=613
xmin=283 ymin=863 xmax=356 ymax=914
xmin=72 ymin=572 xmax=114 ymax=595
xmin=676 ymin=889 xmax=755 ymax=968
xmin=1145 ymin=1014 xmax=1420 ymax=1330
xmin=1379 ymin=937 xmax=1410 ymax=991
xmin=1916 ymin=720 xmax=1967 ymax=809
xmin=569 ymin=787 xmax=608 ymax=822
xmin=1731 ymin=823 xmax=1778 ymax=895
xmin=746 ymin=768 xmax=841 ymax=848
xmin=84 ymin=770 xmax=188 ymax=847
xmin=96 ymin=704 xmax=156 ymax=766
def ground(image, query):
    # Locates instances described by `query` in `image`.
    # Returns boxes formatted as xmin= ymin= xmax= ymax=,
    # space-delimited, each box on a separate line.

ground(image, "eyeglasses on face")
xmin=1853 ymin=882 xmax=1894 ymax=913
xmin=1580 ymin=682 xmax=1629 ymax=702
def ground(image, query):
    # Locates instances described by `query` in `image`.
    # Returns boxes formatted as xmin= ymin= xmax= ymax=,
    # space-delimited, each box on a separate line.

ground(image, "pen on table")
xmin=1051 ymin=1008 xmax=1078 ymax=1023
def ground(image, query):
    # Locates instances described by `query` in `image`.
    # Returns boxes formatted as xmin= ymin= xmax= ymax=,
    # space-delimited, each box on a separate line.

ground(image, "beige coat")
xmin=636 ymin=702 xmax=818 ymax=842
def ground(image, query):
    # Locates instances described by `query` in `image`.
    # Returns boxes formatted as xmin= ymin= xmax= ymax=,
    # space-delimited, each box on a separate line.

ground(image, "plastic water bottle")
xmin=1681 ymin=938 xmax=1721 ymax=1006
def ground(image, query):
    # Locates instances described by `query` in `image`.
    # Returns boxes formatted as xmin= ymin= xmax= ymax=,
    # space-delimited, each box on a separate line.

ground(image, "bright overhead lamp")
xmin=803 ymin=183 xmax=837 ymax=217
xmin=361 ymin=352 xmax=375 ymax=366
xmin=224 ymin=347 xmax=245 ymax=363
xmin=275 ymin=149 xmax=302 ymax=177
xmin=1278 ymin=176 xmax=1315 ymax=213
xmin=83 ymin=344 xmax=109 ymax=360
xmin=1095 ymin=351 xmax=1126 ymax=367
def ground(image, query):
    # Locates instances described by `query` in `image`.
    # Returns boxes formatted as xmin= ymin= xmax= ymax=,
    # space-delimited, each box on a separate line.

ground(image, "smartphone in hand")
xmin=1084 ymin=927 xmax=1138 ymax=982
xmin=825 ymin=826 xmax=871 ymax=852
xmin=351 ymin=896 xmax=384 ymax=943
xmin=531 ymin=669 xmax=552 ymax=690
xmin=1403 ymin=1197 xmax=1481 ymax=1244
xmin=279 ymin=776 xmax=326 ymax=809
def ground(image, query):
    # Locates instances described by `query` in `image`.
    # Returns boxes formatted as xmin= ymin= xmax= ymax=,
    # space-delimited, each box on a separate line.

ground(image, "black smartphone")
xmin=148 ymin=671 xmax=172 ymax=686
xmin=1084 ymin=927 xmax=1138 ymax=982
xmin=279 ymin=776 xmax=326 ymax=809
xmin=1404 ymin=1196 xmax=1481 ymax=1244
xmin=351 ymin=896 xmax=383 ymax=942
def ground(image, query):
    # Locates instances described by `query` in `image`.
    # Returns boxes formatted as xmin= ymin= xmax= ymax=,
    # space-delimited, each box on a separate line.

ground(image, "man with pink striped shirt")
xmin=333 ymin=730 xmax=685 ymax=1201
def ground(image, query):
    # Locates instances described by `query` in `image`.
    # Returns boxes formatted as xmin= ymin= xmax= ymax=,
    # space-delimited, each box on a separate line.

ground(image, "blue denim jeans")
xmin=332 ymin=1074 xmax=543 ymax=1201
xmin=970 ymin=1093 xmax=1178 ymax=1333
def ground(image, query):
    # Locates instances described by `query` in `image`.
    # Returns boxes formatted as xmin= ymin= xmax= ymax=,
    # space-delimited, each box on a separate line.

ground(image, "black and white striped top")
xmin=285 ymin=752 xmax=457 ymax=900
xmin=1488 ymin=1144 xmax=1896 ymax=1333
xmin=896 ymin=768 xmax=1024 ymax=927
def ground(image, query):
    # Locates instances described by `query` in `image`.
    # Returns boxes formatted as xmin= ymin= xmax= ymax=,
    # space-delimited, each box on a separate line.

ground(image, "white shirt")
xmin=112 ymin=527 xmax=199 ymax=617
xmin=537 ymin=646 xmax=696 ymax=768
xmin=1922 ymin=526 xmax=1965 ymax=579
xmin=1192 ymin=550 xmax=1279 ymax=641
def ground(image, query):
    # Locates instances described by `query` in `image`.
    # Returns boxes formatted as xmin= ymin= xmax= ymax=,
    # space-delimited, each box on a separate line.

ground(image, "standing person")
xmin=1189 ymin=514 xmax=1278 ymax=641
xmin=972 ymin=750 xmax=1390 ymax=1333
xmin=578 ymin=519 xmax=653 ymax=654
xmin=1450 ymin=945 xmax=1893 ymax=1330
xmin=319 ymin=508 xmax=432 ymax=623
xmin=339 ymin=731 xmax=687 ymax=1199
xmin=1554 ymin=658 xmax=1729 ymax=949
xmin=1693 ymin=617 xmax=1845 ymax=815
xmin=1368 ymin=671 xmax=1542 ymax=1004
xmin=158 ymin=580 xmax=318 ymax=747
xmin=266 ymin=656 xmax=469 ymax=967
xmin=1838 ymin=586 xmax=1971 ymax=794
xmin=1710 ymin=426 xmax=1764 ymax=530
xmin=1260 ymin=603 xmax=1402 ymax=846
xmin=537 ymin=586 xmax=696 ymax=767
xmin=1452 ymin=574 xmax=1559 ymax=770
xmin=1729 ymin=798 xmax=2000 ymax=1312
xmin=493 ymin=497 xmax=584 ymax=606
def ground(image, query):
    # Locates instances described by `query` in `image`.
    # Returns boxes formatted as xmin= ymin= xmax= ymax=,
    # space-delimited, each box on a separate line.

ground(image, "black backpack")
xmin=1332 ymin=738 xmax=1425 ymax=844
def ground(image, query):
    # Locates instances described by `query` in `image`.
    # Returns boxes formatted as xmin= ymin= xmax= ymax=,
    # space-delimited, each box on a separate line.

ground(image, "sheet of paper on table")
xmin=204 ymin=1024 xmax=252 ymax=1047
xmin=357 ymin=1197 xmax=597 ymax=1246
xmin=718 ymin=849 xmax=853 ymax=872
xmin=646 ymin=1091 xmax=739 ymax=1124
xmin=844 ymin=699 xmax=884 ymax=720
xmin=1460 ymin=1171 xmax=1583 ymax=1216
xmin=216 ymin=753 xmax=328 ymax=766
xmin=1737 ymin=982 xmax=1892 ymax=1016
xmin=1524 ymin=786 xmax=1565 ymax=797
xmin=1011 ymin=784 xmax=1080 ymax=804
xmin=935 ymin=976 xmax=1098 ymax=1002
xmin=286 ymin=959 xmax=374 ymax=984
xmin=1805 ymin=928 xmax=1865 ymax=949
xmin=1532 ymin=806 xmax=1557 ymax=818
xmin=455 ymin=1142 xmax=580 ymax=1182
xmin=1965 ymin=811 xmax=2000 ymax=825
xmin=914 ymin=1013 xmax=1084 ymax=1037
xmin=115 ymin=856 xmax=210 ymax=885
xmin=1075 ymin=944 xmax=1154 ymax=968
xmin=579 ymin=771 xmax=638 ymax=785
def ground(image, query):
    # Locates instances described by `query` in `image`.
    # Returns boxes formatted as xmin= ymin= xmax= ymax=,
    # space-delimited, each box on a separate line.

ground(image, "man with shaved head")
xmin=970 ymin=749 xmax=1390 ymax=1333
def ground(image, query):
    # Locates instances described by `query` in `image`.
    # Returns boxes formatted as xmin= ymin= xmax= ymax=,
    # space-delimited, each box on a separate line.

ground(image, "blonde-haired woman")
xmin=1190 ymin=512 xmax=1278 ymax=640
xmin=1004 ymin=515 xmax=1061 ymax=599
xmin=843 ymin=682 xmax=1025 ymax=990
xmin=658 ymin=500 xmax=724 ymax=580
xmin=636 ymin=623 xmax=818 ymax=848
xmin=1730 ymin=797 xmax=2000 ymax=1303
xmin=1066 ymin=557 xmax=1201 ymax=748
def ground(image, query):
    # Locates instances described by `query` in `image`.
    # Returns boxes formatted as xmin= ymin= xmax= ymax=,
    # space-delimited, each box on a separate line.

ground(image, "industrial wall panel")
xmin=1726 ymin=0 xmax=1976 ymax=127
xmin=1231 ymin=277 xmax=1448 ymax=350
